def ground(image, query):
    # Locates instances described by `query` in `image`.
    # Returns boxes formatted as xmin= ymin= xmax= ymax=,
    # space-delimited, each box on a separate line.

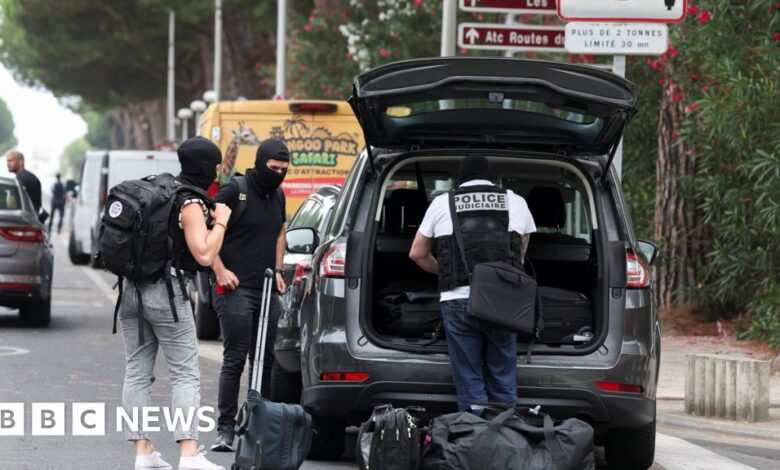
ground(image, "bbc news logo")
xmin=0 ymin=403 xmax=216 ymax=436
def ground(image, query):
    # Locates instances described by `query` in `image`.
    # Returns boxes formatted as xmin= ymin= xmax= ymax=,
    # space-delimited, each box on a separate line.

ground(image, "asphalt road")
xmin=0 ymin=233 xmax=776 ymax=469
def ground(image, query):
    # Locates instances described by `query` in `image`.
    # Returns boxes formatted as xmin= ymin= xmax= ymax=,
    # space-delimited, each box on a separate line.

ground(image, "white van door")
xmin=72 ymin=152 xmax=105 ymax=256
xmin=106 ymin=151 xmax=180 ymax=190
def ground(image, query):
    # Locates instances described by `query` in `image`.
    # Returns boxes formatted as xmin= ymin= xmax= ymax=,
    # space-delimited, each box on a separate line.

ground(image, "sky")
xmin=0 ymin=63 xmax=87 ymax=184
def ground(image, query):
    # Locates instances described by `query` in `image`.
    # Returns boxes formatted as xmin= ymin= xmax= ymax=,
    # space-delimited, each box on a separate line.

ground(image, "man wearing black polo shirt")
xmin=210 ymin=139 xmax=289 ymax=452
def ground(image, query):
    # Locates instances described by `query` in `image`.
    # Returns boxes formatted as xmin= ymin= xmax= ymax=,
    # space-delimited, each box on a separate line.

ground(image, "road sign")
xmin=459 ymin=0 xmax=558 ymax=15
xmin=558 ymin=0 xmax=687 ymax=23
xmin=565 ymin=23 xmax=669 ymax=55
xmin=458 ymin=23 xmax=566 ymax=52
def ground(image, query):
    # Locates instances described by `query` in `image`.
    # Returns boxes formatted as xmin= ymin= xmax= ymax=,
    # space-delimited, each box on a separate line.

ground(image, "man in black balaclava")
xmin=210 ymin=139 xmax=290 ymax=452
xmin=409 ymin=154 xmax=537 ymax=412
xmin=177 ymin=136 xmax=223 ymax=190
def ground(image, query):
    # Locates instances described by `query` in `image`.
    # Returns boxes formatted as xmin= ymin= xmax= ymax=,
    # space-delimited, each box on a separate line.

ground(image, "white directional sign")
xmin=459 ymin=0 xmax=558 ymax=15
xmin=558 ymin=0 xmax=687 ymax=23
xmin=458 ymin=23 xmax=566 ymax=52
xmin=565 ymin=23 xmax=669 ymax=55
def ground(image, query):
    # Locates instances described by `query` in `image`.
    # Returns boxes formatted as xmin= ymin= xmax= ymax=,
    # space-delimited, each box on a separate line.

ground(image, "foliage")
xmin=80 ymin=108 xmax=112 ymax=149
xmin=0 ymin=97 xmax=16 ymax=153
xmin=662 ymin=0 xmax=780 ymax=342
xmin=59 ymin=137 xmax=90 ymax=180
xmin=622 ymin=59 xmax=661 ymax=240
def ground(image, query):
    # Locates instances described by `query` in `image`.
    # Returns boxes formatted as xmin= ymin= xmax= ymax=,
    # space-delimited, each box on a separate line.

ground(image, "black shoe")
xmin=210 ymin=426 xmax=234 ymax=452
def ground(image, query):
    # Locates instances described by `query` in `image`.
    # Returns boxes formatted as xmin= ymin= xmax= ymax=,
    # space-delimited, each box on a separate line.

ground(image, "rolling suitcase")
xmin=233 ymin=269 xmax=312 ymax=470
xmin=537 ymin=286 xmax=592 ymax=344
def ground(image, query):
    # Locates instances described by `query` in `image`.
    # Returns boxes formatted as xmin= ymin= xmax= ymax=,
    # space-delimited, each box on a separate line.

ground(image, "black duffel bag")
xmin=421 ymin=406 xmax=595 ymax=470
xmin=449 ymin=194 xmax=541 ymax=337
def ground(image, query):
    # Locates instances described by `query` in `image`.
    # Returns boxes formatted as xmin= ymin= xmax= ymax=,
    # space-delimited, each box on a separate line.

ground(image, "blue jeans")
xmin=441 ymin=299 xmax=518 ymax=411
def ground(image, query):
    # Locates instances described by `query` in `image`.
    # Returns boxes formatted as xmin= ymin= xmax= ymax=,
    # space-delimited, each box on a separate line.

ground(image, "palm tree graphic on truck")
xmin=665 ymin=0 xmax=676 ymax=10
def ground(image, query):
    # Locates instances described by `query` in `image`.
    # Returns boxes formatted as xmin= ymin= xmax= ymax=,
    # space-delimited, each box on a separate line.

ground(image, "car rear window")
xmin=386 ymin=98 xmax=597 ymax=124
xmin=0 ymin=182 xmax=22 ymax=210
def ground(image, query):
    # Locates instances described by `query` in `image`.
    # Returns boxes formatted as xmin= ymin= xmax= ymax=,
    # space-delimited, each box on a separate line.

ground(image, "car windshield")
xmin=0 ymin=182 xmax=22 ymax=210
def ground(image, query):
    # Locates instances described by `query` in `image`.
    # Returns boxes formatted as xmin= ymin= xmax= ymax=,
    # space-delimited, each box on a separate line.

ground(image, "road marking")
xmin=0 ymin=346 xmax=30 ymax=357
xmin=655 ymin=432 xmax=756 ymax=469
xmin=81 ymin=268 xmax=117 ymax=303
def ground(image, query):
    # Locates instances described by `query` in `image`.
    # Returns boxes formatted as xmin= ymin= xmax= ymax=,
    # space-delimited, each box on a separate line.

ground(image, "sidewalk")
xmin=657 ymin=335 xmax=780 ymax=441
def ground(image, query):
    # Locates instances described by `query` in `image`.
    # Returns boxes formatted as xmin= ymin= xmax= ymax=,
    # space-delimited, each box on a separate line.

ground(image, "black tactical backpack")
xmin=97 ymin=173 xmax=213 ymax=343
xmin=357 ymin=404 xmax=427 ymax=470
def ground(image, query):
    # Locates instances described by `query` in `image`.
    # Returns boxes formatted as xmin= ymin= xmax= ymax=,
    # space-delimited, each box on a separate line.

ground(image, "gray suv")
xmin=278 ymin=58 xmax=660 ymax=470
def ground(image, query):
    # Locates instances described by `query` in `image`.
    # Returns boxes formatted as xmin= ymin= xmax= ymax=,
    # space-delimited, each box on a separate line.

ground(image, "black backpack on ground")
xmin=97 ymin=173 xmax=213 ymax=344
xmin=421 ymin=405 xmax=595 ymax=470
xmin=357 ymin=404 xmax=426 ymax=470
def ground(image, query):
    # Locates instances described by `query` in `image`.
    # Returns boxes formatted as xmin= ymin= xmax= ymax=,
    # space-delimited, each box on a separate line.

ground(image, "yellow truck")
xmin=198 ymin=100 xmax=364 ymax=216
xmin=193 ymin=100 xmax=363 ymax=339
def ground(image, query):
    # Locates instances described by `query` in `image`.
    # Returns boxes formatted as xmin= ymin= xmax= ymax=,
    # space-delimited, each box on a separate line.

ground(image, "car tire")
xmin=605 ymin=419 xmax=656 ymax=470
xmin=307 ymin=414 xmax=346 ymax=461
xmin=68 ymin=232 xmax=89 ymax=265
xmin=20 ymin=299 xmax=51 ymax=327
xmin=269 ymin=362 xmax=302 ymax=404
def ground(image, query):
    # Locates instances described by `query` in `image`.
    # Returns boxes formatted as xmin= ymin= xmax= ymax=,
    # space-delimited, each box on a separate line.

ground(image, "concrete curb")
xmin=657 ymin=411 xmax=780 ymax=443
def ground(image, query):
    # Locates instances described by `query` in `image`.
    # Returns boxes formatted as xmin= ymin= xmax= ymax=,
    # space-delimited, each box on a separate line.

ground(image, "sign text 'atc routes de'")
xmin=458 ymin=23 xmax=566 ymax=52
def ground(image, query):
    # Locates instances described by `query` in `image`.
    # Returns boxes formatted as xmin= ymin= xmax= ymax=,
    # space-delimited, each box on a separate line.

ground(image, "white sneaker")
xmin=135 ymin=450 xmax=173 ymax=470
xmin=178 ymin=445 xmax=225 ymax=470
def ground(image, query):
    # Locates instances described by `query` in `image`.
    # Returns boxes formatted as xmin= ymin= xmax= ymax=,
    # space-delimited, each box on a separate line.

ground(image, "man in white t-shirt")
xmin=409 ymin=155 xmax=536 ymax=411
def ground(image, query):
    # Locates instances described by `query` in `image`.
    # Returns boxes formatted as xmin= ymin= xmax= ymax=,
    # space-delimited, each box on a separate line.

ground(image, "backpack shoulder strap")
xmin=228 ymin=175 xmax=249 ymax=227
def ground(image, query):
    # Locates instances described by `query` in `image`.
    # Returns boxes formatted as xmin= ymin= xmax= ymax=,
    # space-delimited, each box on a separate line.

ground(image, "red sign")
xmin=458 ymin=23 xmax=565 ymax=52
xmin=460 ymin=0 xmax=558 ymax=14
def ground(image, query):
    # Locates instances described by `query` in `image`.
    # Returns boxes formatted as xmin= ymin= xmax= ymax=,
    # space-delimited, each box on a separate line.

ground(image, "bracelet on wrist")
xmin=214 ymin=222 xmax=227 ymax=231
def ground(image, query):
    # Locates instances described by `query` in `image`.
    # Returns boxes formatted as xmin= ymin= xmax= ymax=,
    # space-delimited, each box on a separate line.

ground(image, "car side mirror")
xmin=286 ymin=227 xmax=319 ymax=255
xmin=637 ymin=240 xmax=659 ymax=265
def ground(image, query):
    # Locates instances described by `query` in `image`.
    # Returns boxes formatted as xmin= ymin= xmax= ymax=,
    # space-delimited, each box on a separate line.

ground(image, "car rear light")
xmin=626 ymin=251 xmax=649 ymax=288
xmin=321 ymin=242 xmax=346 ymax=278
xmin=596 ymin=381 xmax=644 ymax=394
xmin=0 ymin=227 xmax=44 ymax=242
xmin=293 ymin=261 xmax=311 ymax=285
xmin=320 ymin=372 xmax=370 ymax=382
xmin=0 ymin=283 xmax=33 ymax=291
xmin=289 ymin=102 xmax=338 ymax=113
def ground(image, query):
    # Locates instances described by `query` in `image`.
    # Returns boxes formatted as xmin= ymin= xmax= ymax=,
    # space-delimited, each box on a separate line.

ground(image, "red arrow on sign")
xmin=460 ymin=0 xmax=558 ymax=14
xmin=458 ymin=23 xmax=566 ymax=52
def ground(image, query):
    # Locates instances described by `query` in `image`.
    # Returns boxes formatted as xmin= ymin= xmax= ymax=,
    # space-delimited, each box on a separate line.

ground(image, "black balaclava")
xmin=456 ymin=155 xmax=493 ymax=186
xmin=250 ymin=138 xmax=290 ymax=194
xmin=177 ymin=136 xmax=222 ymax=190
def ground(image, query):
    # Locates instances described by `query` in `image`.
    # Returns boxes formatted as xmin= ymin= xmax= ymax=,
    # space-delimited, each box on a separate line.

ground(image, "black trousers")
xmin=214 ymin=286 xmax=280 ymax=429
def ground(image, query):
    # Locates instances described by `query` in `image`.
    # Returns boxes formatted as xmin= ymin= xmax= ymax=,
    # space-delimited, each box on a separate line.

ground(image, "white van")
xmin=68 ymin=150 xmax=180 ymax=266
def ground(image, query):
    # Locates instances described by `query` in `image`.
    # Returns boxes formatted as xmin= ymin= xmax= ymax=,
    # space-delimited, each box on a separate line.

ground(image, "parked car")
xmin=277 ymin=58 xmax=660 ymax=469
xmin=0 ymin=176 xmax=54 ymax=326
xmin=270 ymin=184 xmax=341 ymax=402
xmin=68 ymin=150 xmax=180 ymax=267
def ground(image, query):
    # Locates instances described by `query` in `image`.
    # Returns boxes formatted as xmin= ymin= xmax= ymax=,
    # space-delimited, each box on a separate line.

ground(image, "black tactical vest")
xmin=436 ymin=185 xmax=525 ymax=292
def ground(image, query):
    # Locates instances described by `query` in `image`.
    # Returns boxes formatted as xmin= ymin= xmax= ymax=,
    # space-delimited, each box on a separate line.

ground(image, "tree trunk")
xmin=653 ymin=80 xmax=705 ymax=311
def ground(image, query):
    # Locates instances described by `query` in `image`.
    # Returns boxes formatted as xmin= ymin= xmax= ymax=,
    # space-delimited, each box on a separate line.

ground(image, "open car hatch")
xmin=349 ymin=57 xmax=638 ymax=167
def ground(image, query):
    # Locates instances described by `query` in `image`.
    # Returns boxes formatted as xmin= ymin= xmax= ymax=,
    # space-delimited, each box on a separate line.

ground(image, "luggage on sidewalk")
xmin=421 ymin=405 xmax=595 ymax=470
xmin=538 ymin=286 xmax=593 ymax=344
xmin=233 ymin=269 xmax=312 ymax=470
xmin=356 ymin=404 xmax=426 ymax=470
